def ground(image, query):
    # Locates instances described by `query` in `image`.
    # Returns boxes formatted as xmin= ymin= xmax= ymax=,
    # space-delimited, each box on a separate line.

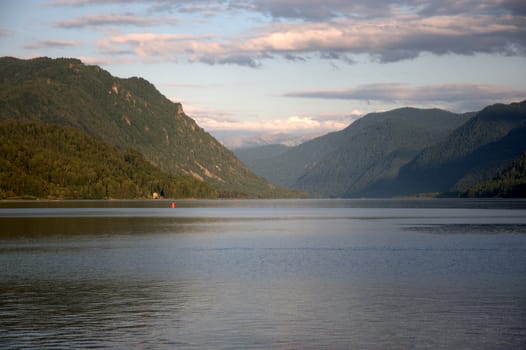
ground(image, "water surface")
xmin=1 ymin=199 xmax=525 ymax=349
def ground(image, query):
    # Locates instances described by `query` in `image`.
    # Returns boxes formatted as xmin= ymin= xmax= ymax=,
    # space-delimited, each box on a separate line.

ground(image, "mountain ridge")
xmin=0 ymin=56 xmax=303 ymax=198
xmin=393 ymin=100 xmax=526 ymax=195
xmin=2 ymin=57 xmax=524 ymax=198
xmin=295 ymin=107 xmax=472 ymax=197
xmin=242 ymin=107 xmax=472 ymax=197
xmin=234 ymin=102 xmax=526 ymax=198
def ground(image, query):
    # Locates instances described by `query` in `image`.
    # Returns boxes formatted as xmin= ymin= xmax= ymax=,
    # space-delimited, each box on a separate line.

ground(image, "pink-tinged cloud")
xmin=96 ymin=12 xmax=526 ymax=66
xmin=247 ymin=14 xmax=526 ymax=62
xmin=78 ymin=56 xmax=133 ymax=66
xmin=97 ymin=32 xmax=260 ymax=67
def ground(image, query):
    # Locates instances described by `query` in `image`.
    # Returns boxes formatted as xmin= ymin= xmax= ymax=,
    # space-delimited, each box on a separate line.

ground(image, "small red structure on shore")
xmin=170 ymin=202 xmax=176 ymax=208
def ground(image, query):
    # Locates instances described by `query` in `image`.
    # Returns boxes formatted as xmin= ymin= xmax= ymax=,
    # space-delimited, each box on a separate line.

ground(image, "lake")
xmin=1 ymin=199 xmax=525 ymax=349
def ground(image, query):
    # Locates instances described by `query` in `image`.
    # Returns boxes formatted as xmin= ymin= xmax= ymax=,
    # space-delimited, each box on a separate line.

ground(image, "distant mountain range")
xmin=0 ymin=57 xmax=302 ymax=199
xmin=236 ymin=102 xmax=526 ymax=197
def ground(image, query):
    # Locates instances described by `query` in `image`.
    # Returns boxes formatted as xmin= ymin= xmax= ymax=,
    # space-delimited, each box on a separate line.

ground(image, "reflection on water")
xmin=407 ymin=223 xmax=526 ymax=234
xmin=0 ymin=216 xmax=209 ymax=237
xmin=1 ymin=199 xmax=526 ymax=349
xmin=2 ymin=198 xmax=526 ymax=209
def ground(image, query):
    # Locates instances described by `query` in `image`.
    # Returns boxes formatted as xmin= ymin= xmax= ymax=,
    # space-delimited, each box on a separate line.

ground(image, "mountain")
xmin=237 ymin=102 xmax=526 ymax=198
xmin=0 ymin=56 xmax=300 ymax=198
xmin=295 ymin=108 xmax=473 ymax=197
xmin=245 ymin=107 xmax=472 ymax=197
xmin=463 ymin=150 xmax=526 ymax=198
xmin=235 ymin=144 xmax=290 ymax=171
xmin=0 ymin=120 xmax=217 ymax=199
xmin=394 ymin=101 xmax=526 ymax=196
xmin=238 ymin=128 xmax=350 ymax=190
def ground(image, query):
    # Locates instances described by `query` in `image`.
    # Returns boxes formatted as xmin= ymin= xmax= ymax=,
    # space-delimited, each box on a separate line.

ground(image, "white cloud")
xmin=169 ymin=94 xmax=360 ymax=133
xmin=193 ymin=114 xmax=358 ymax=133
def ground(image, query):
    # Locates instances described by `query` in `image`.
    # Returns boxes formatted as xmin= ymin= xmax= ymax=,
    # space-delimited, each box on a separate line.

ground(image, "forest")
xmin=0 ymin=56 xmax=303 ymax=198
xmin=0 ymin=120 xmax=218 ymax=200
xmin=463 ymin=150 xmax=526 ymax=198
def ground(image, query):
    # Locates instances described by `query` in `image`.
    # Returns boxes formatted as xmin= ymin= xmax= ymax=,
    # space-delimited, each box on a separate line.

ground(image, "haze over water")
xmin=1 ymin=199 xmax=525 ymax=349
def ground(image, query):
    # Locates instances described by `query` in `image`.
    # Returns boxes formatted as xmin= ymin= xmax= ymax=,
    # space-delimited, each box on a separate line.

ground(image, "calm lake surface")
xmin=1 ymin=199 xmax=525 ymax=349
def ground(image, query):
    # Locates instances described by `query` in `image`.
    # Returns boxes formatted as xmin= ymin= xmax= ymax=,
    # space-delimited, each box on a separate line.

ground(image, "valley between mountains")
xmin=1 ymin=57 xmax=525 ymax=199
xmin=235 ymin=101 xmax=526 ymax=198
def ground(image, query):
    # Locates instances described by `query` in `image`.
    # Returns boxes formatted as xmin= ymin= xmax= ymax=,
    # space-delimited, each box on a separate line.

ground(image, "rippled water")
xmin=1 ymin=199 xmax=525 ymax=349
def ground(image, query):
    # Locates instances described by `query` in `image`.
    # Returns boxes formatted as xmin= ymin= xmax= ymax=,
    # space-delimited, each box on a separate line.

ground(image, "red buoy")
xmin=171 ymin=202 xmax=176 ymax=208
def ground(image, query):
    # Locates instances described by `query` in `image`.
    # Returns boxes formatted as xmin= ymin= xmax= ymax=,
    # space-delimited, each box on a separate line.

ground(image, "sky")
xmin=1 ymin=0 xmax=525 ymax=141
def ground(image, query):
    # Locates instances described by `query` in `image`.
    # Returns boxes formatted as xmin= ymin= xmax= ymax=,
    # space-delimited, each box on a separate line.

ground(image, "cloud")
xmin=97 ymin=32 xmax=265 ymax=67
xmin=198 ymin=54 xmax=260 ymax=68
xmin=169 ymin=97 xmax=357 ymax=133
xmin=193 ymin=114 xmax=358 ymax=133
xmin=78 ymin=56 xmax=133 ymax=66
xmin=416 ymin=0 xmax=526 ymax=16
xmin=56 ymin=14 xmax=176 ymax=28
xmin=249 ymin=0 xmax=395 ymax=21
xmin=284 ymin=83 xmax=526 ymax=111
xmin=24 ymin=40 xmax=79 ymax=49
xmin=95 ymin=10 xmax=526 ymax=66
xmin=47 ymin=0 xmax=234 ymax=14
xmin=245 ymin=15 xmax=526 ymax=63
xmin=250 ymin=0 xmax=526 ymax=20
xmin=48 ymin=0 xmax=525 ymax=19
xmin=52 ymin=1 xmax=525 ymax=66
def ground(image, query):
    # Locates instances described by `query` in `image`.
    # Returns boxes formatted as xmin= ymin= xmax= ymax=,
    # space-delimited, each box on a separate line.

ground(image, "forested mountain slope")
xmin=394 ymin=101 xmax=526 ymax=195
xmin=294 ymin=108 xmax=472 ymax=197
xmin=0 ymin=121 xmax=217 ymax=199
xmin=242 ymin=107 xmax=471 ymax=197
xmin=236 ymin=102 xmax=526 ymax=198
xmin=0 ymin=56 xmax=299 ymax=198
xmin=235 ymin=130 xmax=349 ymax=188
xmin=463 ymin=149 xmax=526 ymax=198
xmin=234 ymin=144 xmax=290 ymax=170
